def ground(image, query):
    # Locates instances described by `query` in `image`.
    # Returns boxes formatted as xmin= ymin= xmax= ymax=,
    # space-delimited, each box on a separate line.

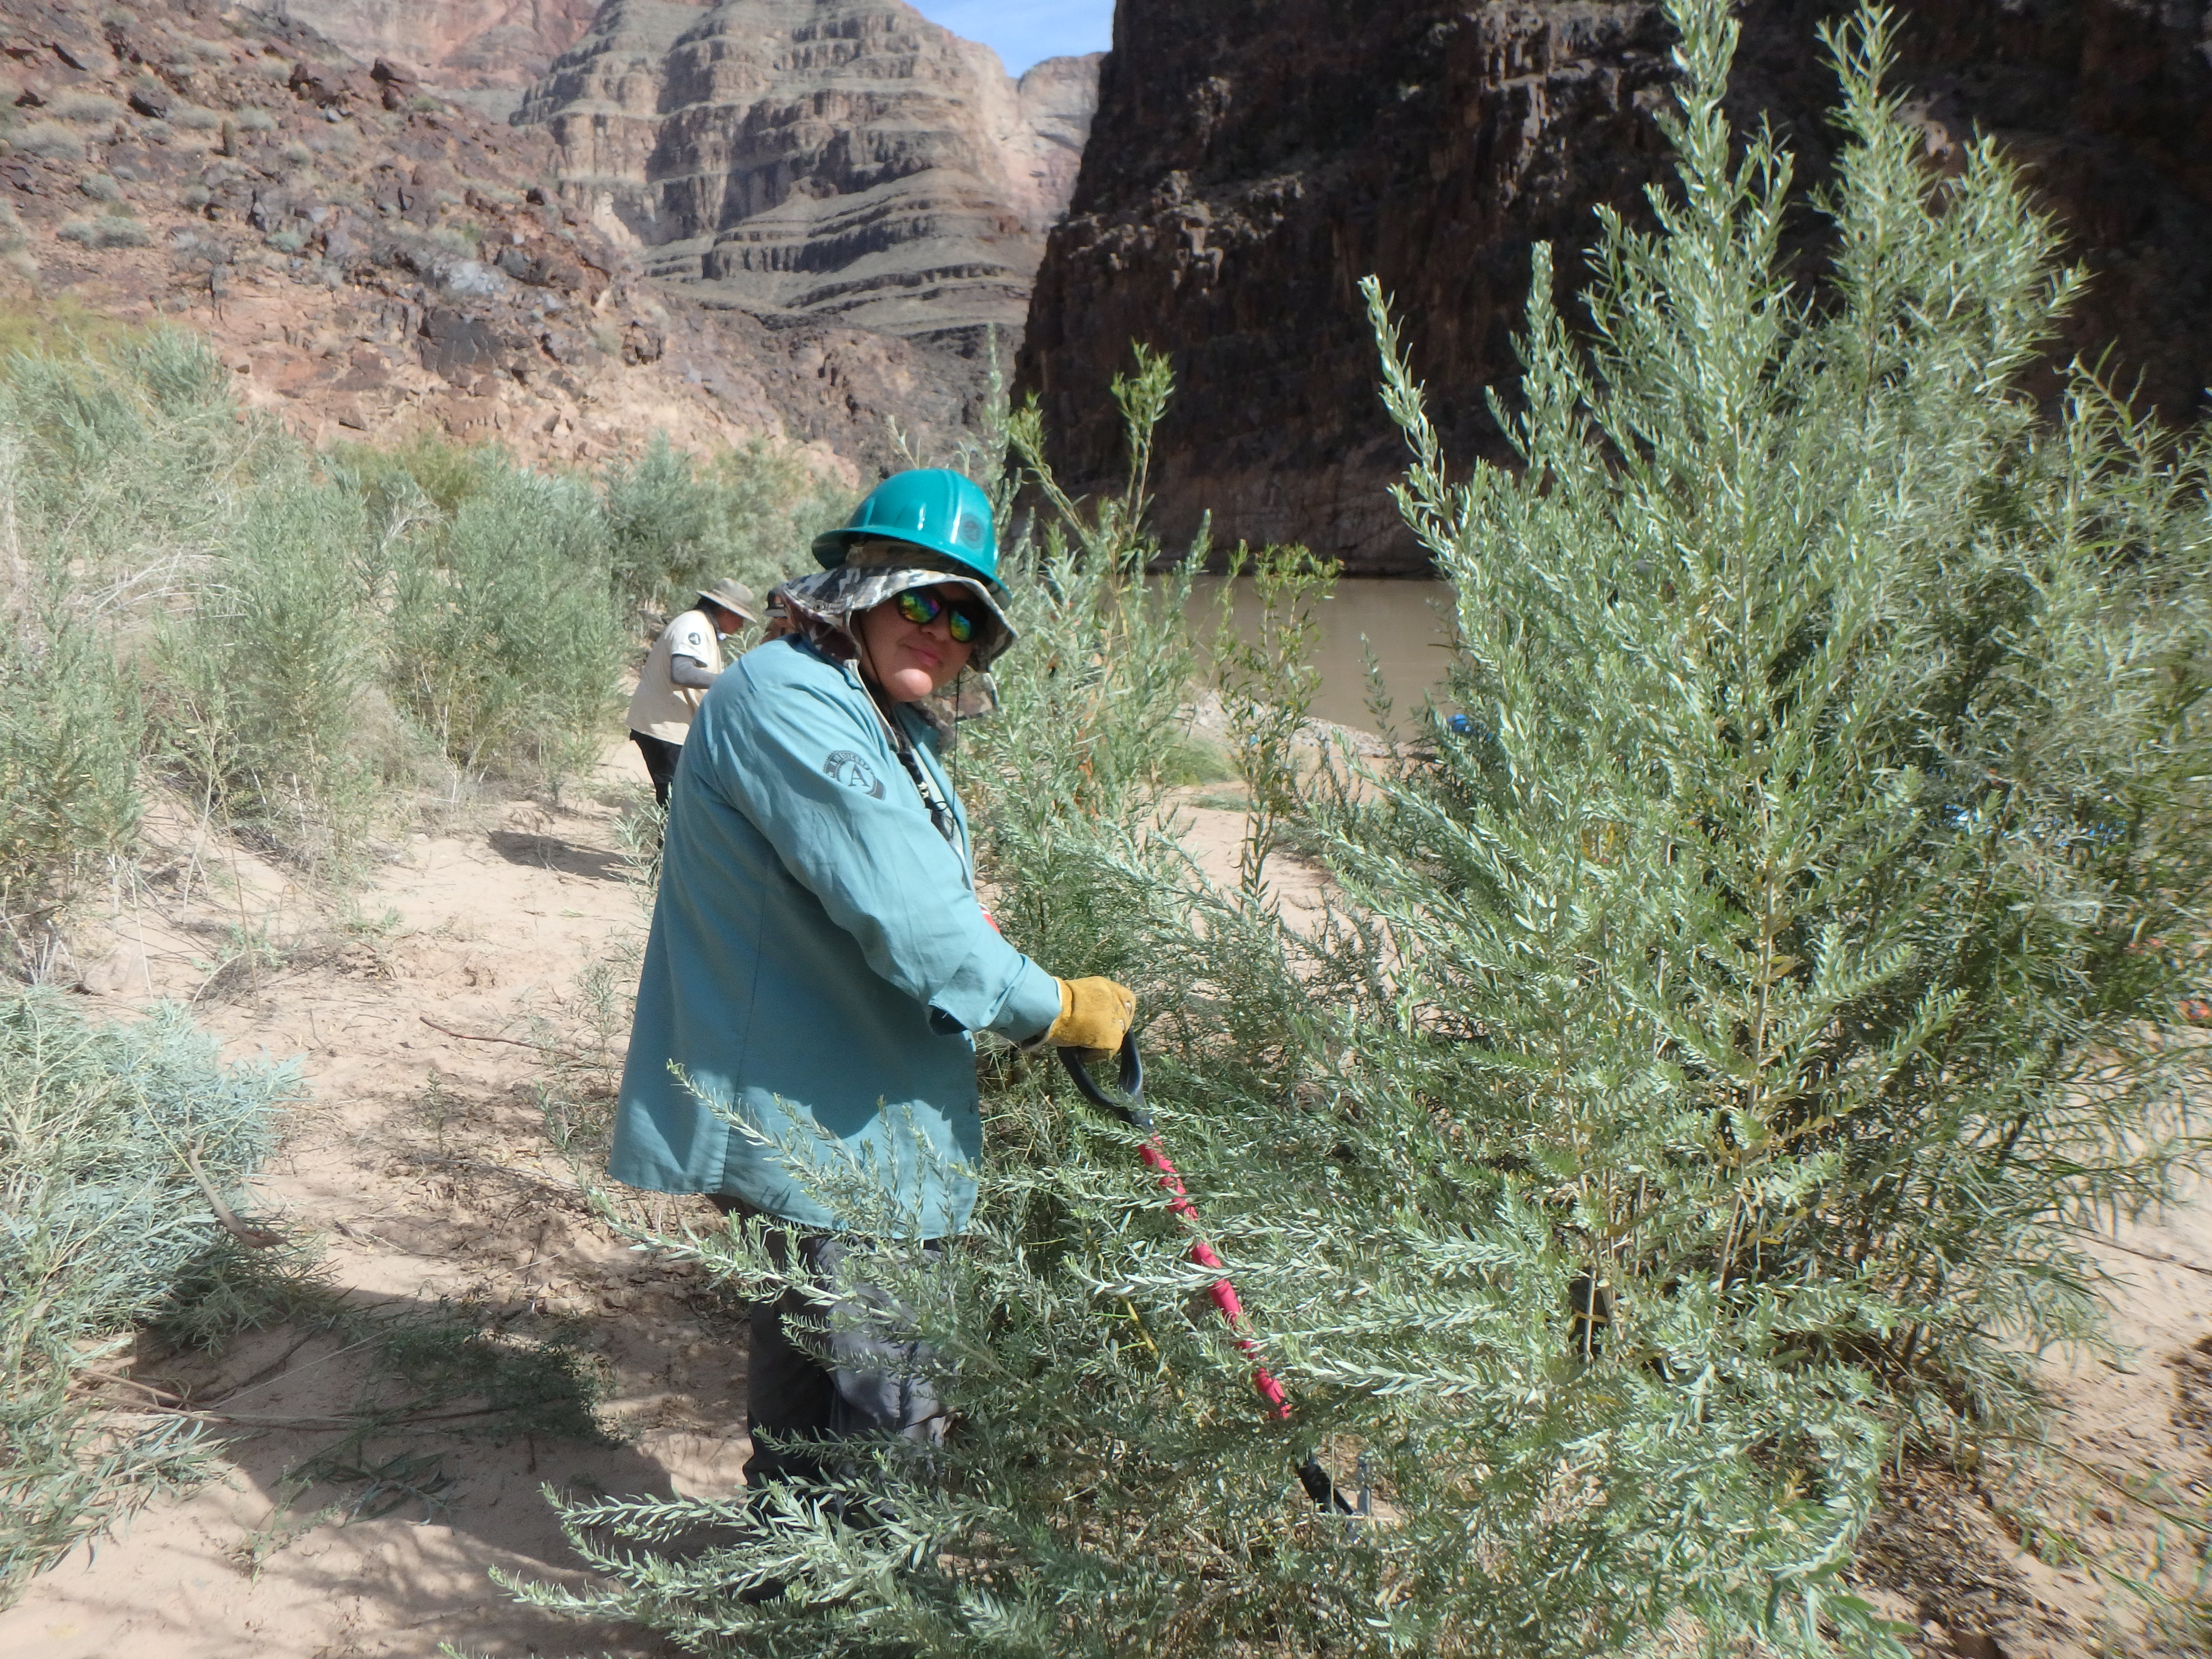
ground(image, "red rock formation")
xmin=0 ymin=0 xmax=978 ymax=477
xmin=1022 ymin=0 xmax=2212 ymax=573
xmin=259 ymin=0 xmax=601 ymax=108
xmin=515 ymin=0 xmax=1101 ymax=355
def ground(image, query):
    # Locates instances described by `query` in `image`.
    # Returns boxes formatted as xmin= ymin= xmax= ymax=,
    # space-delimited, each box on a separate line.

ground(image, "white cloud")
xmin=910 ymin=0 xmax=1114 ymax=74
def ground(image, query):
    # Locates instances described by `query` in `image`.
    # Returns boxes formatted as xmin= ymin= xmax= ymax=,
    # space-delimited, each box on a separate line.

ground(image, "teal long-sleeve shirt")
xmin=609 ymin=636 xmax=1062 ymax=1237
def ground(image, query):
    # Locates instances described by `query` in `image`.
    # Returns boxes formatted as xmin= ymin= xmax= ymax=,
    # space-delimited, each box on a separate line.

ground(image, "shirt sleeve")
xmin=670 ymin=616 xmax=716 ymax=671
xmin=709 ymin=673 xmax=1063 ymax=1041
xmin=669 ymin=654 xmax=718 ymax=690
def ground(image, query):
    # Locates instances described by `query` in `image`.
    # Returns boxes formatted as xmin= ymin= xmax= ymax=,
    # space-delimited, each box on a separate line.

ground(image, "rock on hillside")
xmin=1022 ymin=0 xmax=2212 ymax=573
xmin=516 ymin=0 xmax=1101 ymax=359
xmin=0 ymin=0 xmax=982 ymax=478
xmin=253 ymin=0 xmax=601 ymax=120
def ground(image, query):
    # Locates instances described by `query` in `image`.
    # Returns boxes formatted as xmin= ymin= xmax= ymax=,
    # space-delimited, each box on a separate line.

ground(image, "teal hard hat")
xmin=813 ymin=468 xmax=1001 ymax=590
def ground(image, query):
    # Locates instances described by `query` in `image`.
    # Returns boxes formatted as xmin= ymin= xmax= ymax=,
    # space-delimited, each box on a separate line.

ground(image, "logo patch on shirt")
xmin=823 ymin=750 xmax=886 ymax=799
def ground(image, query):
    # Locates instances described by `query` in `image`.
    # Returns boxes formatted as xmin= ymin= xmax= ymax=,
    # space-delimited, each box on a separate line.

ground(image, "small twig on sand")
xmin=73 ymin=1368 xmax=188 ymax=1406
xmin=395 ymin=1603 xmax=487 ymax=1633
xmin=197 ymin=1330 xmax=339 ymax=1408
xmin=128 ymin=1405 xmax=509 ymax=1430
xmin=2099 ymin=1237 xmax=2212 ymax=1279
xmin=417 ymin=1014 xmax=593 ymax=1065
xmin=182 ymin=1145 xmax=286 ymax=1249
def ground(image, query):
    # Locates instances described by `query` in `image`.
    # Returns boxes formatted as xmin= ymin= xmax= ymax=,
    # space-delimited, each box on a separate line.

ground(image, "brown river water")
xmin=1190 ymin=577 xmax=1457 ymax=732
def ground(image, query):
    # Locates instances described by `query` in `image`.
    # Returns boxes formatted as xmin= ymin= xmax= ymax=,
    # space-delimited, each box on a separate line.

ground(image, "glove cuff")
xmin=1017 ymin=979 xmax=1076 ymax=1053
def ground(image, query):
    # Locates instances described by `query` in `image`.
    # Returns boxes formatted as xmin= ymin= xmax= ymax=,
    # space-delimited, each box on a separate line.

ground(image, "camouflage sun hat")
xmin=780 ymin=552 xmax=1017 ymax=669
xmin=696 ymin=578 xmax=759 ymax=624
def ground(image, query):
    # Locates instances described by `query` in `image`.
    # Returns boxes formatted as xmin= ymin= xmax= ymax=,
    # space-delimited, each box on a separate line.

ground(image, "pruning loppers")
xmin=1059 ymin=1036 xmax=1364 ymax=1515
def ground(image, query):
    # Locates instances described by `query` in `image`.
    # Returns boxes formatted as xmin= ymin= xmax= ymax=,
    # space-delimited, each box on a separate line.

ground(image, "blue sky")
xmin=910 ymin=0 xmax=1115 ymax=74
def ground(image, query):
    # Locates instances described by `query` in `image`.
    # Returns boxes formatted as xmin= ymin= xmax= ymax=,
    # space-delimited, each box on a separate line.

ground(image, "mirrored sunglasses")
xmin=893 ymin=586 xmax=987 ymax=646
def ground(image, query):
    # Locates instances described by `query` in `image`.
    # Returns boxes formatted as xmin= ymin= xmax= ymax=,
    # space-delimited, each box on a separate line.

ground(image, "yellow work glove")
xmin=1046 ymin=976 xmax=1137 ymax=1060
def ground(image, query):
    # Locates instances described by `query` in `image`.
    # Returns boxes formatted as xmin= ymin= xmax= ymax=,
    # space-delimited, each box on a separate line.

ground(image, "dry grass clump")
xmin=9 ymin=122 xmax=84 ymax=160
xmin=48 ymin=91 xmax=119 ymax=124
xmin=57 ymin=216 xmax=151 ymax=249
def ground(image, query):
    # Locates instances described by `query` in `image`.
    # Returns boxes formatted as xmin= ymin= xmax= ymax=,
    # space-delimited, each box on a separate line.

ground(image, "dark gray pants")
xmin=709 ymin=1196 xmax=949 ymax=1491
xmin=631 ymin=730 xmax=683 ymax=809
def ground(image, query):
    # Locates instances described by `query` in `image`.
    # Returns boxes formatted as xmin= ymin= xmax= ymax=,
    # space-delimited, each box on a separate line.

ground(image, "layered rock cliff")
xmin=514 ymin=0 xmax=1101 ymax=355
xmin=1022 ymin=0 xmax=2212 ymax=572
xmin=0 ymin=0 xmax=981 ymax=478
xmin=258 ymin=0 xmax=600 ymax=118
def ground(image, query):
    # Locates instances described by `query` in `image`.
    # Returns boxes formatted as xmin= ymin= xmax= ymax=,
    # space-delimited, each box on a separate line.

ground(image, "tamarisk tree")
xmin=1343 ymin=0 xmax=2212 ymax=1452
xmin=1287 ymin=0 xmax=2212 ymax=1639
xmin=501 ymin=2 xmax=2210 ymax=1654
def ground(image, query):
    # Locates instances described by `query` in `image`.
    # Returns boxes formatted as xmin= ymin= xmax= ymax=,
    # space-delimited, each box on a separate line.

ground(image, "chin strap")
xmin=857 ymin=640 xmax=965 ymax=860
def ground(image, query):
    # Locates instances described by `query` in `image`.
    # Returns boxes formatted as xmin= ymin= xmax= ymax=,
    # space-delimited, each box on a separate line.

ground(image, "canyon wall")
xmin=515 ymin=0 xmax=1102 ymax=360
xmin=259 ymin=0 xmax=600 ymax=116
xmin=0 ymin=0 xmax=982 ymax=479
xmin=1021 ymin=0 xmax=2212 ymax=573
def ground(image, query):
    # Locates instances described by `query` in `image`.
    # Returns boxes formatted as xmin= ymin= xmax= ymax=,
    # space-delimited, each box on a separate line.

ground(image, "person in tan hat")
xmin=627 ymin=578 xmax=758 ymax=807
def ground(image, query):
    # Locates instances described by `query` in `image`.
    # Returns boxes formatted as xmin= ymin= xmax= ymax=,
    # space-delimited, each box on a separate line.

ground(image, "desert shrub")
xmin=331 ymin=428 xmax=496 ymax=517
xmin=595 ymin=432 xmax=718 ymax=618
xmin=151 ymin=459 xmax=388 ymax=866
xmin=0 ymin=328 xmax=398 ymax=869
xmin=0 ymin=320 xmax=836 ymax=891
xmin=10 ymin=121 xmax=84 ymax=160
xmin=233 ymin=106 xmax=275 ymax=133
xmin=0 ymin=333 xmax=247 ymax=943
xmin=601 ymin=432 xmax=848 ymax=624
xmin=56 ymin=216 xmax=151 ymax=250
xmin=503 ymin=4 xmax=2211 ymax=1657
xmin=1339 ymin=0 xmax=2212 ymax=1467
xmin=382 ymin=460 xmax=623 ymax=783
xmin=49 ymin=91 xmax=119 ymax=124
xmin=0 ymin=588 xmax=141 ymax=952
xmin=0 ymin=987 xmax=299 ymax=1606
xmin=168 ymin=106 xmax=220 ymax=132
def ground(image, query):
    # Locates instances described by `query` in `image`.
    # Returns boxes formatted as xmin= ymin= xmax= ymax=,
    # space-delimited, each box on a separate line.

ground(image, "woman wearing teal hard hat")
xmin=611 ymin=468 xmax=1136 ymax=1502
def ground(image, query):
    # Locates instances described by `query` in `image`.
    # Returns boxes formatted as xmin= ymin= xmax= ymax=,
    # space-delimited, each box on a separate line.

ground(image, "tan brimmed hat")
xmin=697 ymin=578 xmax=759 ymax=624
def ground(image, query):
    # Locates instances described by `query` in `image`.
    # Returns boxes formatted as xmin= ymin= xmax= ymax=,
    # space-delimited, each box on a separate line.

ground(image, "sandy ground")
xmin=0 ymin=748 xmax=726 ymax=1659
xmin=0 ymin=755 xmax=2204 ymax=1658
xmin=1846 ymin=1189 xmax=2212 ymax=1658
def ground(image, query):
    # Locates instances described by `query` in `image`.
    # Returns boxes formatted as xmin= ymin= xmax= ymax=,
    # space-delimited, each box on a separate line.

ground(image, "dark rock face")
xmin=1730 ymin=0 xmax=2212 ymax=419
xmin=1022 ymin=0 xmax=2212 ymax=573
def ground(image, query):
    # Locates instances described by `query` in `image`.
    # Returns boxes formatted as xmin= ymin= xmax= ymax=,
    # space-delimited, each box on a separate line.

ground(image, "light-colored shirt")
xmin=609 ymin=636 xmax=1062 ymax=1236
xmin=625 ymin=608 xmax=721 ymax=742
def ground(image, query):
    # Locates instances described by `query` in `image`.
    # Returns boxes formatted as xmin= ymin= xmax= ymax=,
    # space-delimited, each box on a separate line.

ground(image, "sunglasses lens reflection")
xmin=895 ymin=589 xmax=980 ymax=645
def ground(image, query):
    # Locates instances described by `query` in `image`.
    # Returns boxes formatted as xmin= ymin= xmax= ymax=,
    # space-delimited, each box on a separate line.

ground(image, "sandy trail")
xmin=0 ymin=754 xmax=2204 ymax=1658
xmin=0 ymin=750 xmax=731 ymax=1659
